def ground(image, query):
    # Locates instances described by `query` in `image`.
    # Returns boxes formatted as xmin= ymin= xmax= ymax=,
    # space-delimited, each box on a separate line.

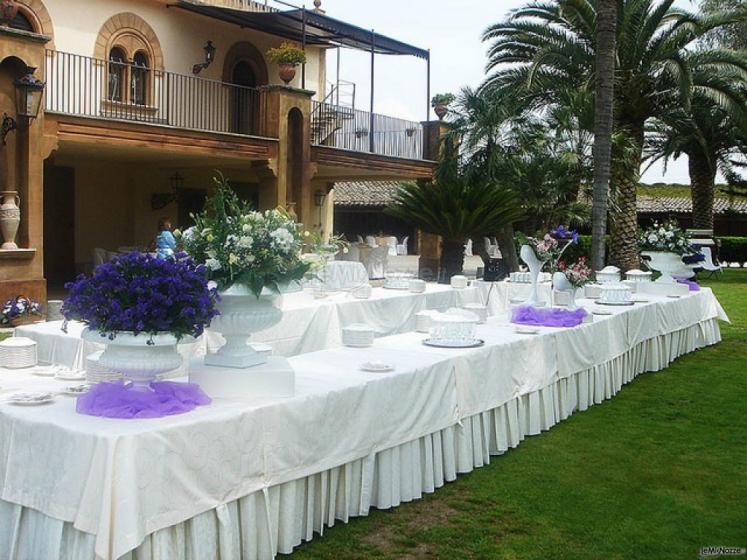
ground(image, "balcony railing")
xmin=311 ymin=100 xmax=424 ymax=160
xmin=45 ymin=50 xmax=266 ymax=138
xmin=188 ymin=0 xmax=276 ymax=12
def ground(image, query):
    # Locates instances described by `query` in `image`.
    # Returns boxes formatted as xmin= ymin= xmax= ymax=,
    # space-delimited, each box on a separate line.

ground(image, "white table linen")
xmin=0 ymin=289 xmax=725 ymax=560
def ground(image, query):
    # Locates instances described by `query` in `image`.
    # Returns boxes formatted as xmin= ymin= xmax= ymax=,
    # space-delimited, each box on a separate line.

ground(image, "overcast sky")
xmin=317 ymin=0 xmax=694 ymax=184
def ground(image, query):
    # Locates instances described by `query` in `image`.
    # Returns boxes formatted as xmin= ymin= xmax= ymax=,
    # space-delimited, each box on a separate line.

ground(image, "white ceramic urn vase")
xmin=82 ymin=329 xmax=182 ymax=391
xmin=520 ymin=244 xmax=548 ymax=307
xmin=641 ymin=251 xmax=685 ymax=284
xmin=552 ymin=271 xmax=579 ymax=311
xmin=0 ymin=191 xmax=21 ymax=250
xmin=205 ymin=284 xmax=284 ymax=369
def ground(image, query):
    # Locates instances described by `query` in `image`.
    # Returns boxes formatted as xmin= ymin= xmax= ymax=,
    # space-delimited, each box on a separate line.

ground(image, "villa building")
xmin=0 ymin=0 xmax=438 ymax=305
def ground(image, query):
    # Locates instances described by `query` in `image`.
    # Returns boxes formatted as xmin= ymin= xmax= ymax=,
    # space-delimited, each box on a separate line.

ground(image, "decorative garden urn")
xmin=0 ymin=1 xmax=19 ymax=26
xmin=0 ymin=190 xmax=21 ymax=250
xmin=278 ymin=63 xmax=297 ymax=85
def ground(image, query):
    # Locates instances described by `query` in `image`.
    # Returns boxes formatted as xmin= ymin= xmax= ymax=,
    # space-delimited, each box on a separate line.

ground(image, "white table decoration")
xmin=638 ymin=220 xmax=697 ymax=283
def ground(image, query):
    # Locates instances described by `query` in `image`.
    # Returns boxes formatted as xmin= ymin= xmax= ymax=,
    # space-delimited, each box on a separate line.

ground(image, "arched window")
xmin=9 ymin=11 xmax=34 ymax=32
xmin=131 ymin=51 xmax=149 ymax=106
xmin=108 ymin=47 xmax=126 ymax=102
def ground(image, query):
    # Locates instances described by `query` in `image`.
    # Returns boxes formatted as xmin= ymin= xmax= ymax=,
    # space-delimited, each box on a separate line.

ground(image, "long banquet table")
xmin=0 ymin=287 xmax=727 ymax=560
xmin=15 ymin=283 xmax=487 ymax=370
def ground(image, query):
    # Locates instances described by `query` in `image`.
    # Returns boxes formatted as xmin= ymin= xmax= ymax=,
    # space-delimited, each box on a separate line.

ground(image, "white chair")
xmin=385 ymin=236 xmax=398 ymax=257
xmin=396 ymin=236 xmax=409 ymax=256
xmin=483 ymin=237 xmax=499 ymax=258
xmin=362 ymin=245 xmax=389 ymax=279
xmin=322 ymin=261 xmax=369 ymax=291
xmin=698 ymin=246 xmax=722 ymax=277
xmin=365 ymin=235 xmax=378 ymax=248
xmin=464 ymin=239 xmax=473 ymax=257
xmin=356 ymin=234 xmax=365 ymax=244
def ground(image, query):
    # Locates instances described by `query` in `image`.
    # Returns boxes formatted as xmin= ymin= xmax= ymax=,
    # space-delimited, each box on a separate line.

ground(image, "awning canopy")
xmin=172 ymin=1 xmax=429 ymax=59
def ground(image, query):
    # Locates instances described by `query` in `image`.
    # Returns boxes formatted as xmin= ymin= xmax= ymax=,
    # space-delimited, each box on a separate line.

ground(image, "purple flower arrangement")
xmin=1 ymin=295 xmax=42 ymax=326
xmin=517 ymin=225 xmax=579 ymax=270
xmin=62 ymin=252 xmax=219 ymax=341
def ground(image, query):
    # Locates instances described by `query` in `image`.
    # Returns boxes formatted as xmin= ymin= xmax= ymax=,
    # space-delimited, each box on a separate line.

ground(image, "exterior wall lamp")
xmin=193 ymin=41 xmax=216 ymax=75
xmin=2 ymin=66 xmax=45 ymax=144
xmin=151 ymin=172 xmax=183 ymax=210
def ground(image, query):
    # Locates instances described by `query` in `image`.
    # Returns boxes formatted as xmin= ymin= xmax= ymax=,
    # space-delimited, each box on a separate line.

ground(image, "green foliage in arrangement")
xmin=266 ymin=42 xmax=307 ymax=65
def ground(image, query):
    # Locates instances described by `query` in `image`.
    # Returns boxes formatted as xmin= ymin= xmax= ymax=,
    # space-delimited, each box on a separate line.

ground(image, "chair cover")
xmin=322 ymin=261 xmax=369 ymax=291
xmin=362 ymin=245 xmax=389 ymax=279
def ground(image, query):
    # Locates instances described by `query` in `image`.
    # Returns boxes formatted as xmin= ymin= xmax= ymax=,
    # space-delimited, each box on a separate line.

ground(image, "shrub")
xmin=718 ymin=237 xmax=747 ymax=264
xmin=431 ymin=93 xmax=456 ymax=107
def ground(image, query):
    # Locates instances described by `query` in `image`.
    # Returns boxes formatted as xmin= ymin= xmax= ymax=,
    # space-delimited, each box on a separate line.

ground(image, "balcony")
xmin=44 ymin=50 xmax=267 ymax=138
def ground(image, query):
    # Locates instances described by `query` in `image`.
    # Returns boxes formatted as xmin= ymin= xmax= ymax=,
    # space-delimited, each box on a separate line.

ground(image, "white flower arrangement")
xmin=174 ymin=176 xmax=310 ymax=296
xmin=638 ymin=220 xmax=694 ymax=256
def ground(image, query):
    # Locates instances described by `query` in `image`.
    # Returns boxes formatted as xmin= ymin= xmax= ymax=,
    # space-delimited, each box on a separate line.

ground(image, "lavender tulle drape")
xmin=675 ymin=278 xmax=701 ymax=292
xmin=511 ymin=305 xmax=588 ymax=327
xmin=76 ymin=381 xmax=211 ymax=419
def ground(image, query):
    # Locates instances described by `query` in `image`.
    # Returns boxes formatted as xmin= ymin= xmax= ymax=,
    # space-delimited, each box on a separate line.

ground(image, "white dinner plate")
xmin=592 ymin=309 xmax=613 ymax=316
xmin=55 ymin=370 xmax=87 ymax=381
xmin=360 ymin=362 xmax=395 ymax=373
xmin=633 ymin=299 xmax=651 ymax=304
xmin=62 ymin=384 xmax=92 ymax=396
xmin=514 ymin=326 xmax=540 ymax=335
xmin=667 ymin=294 xmax=682 ymax=299
xmin=596 ymin=300 xmax=635 ymax=307
xmin=6 ymin=391 xmax=55 ymax=406
xmin=32 ymin=365 xmax=63 ymax=377
xmin=423 ymin=338 xmax=485 ymax=349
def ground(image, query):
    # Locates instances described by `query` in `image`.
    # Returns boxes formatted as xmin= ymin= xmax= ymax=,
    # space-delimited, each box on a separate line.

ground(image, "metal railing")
xmin=45 ymin=50 xmax=267 ymax=138
xmin=311 ymin=100 xmax=423 ymax=160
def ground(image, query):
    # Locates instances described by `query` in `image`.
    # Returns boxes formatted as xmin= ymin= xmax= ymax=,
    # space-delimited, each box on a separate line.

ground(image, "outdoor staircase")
xmin=311 ymin=81 xmax=356 ymax=146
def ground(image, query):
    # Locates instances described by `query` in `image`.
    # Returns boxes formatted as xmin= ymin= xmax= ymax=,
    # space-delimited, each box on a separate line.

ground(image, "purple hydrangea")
xmin=62 ymin=252 xmax=219 ymax=341
xmin=1 ymin=296 xmax=42 ymax=326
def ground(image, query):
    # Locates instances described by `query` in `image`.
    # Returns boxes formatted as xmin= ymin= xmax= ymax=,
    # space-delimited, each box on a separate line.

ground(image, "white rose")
xmin=205 ymin=258 xmax=221 ymax=271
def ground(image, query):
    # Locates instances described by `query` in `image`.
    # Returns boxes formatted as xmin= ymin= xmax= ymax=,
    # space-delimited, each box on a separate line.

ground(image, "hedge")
xmin=719 ymin=237 xmax=747 ymax=265
xmin=540 ymin=235 xmax=747 ymax=265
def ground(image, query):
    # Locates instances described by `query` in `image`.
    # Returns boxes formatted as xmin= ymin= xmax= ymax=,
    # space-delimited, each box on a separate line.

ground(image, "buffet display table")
xmin=16 ymin=284 xmax=485 ymax=369
xmin=0 ymin=289 xmax=727 ymax=560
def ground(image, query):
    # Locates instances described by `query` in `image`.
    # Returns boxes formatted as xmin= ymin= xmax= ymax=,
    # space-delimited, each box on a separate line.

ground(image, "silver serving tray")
xmin=423 ymin=338 xmax=485 ymax=349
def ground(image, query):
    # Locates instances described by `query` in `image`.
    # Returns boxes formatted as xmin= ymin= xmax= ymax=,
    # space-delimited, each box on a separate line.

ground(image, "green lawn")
xmin=0 ymin=331 xmax=10 ymax=342
xmin=288 ymin=270 xmax=747 ymax=560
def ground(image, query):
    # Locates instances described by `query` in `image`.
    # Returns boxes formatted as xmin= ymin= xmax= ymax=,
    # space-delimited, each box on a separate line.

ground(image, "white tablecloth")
xmin=0 ymin=289 xmax=727 ymax=560
xmin=16 ymin=285 xmax=485 ymax=369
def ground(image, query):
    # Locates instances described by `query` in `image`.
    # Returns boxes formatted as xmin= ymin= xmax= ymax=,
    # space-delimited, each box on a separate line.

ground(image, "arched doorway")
xmin=231 ymin=60 xmax=257 ymax=134
xmin=287 ymin=108 xmax=304 ymax=215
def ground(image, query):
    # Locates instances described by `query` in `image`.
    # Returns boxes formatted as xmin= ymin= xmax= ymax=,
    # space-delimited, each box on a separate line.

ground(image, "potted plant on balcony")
xmin=0 ymin=1 xmax=19 ymax=26
xmin=175 ymin=175 xmax=310 ymax=368
xmin=0 ymin=295 xmax=42 ymax=327
xmin=62 ymin=252 xmax=219 ymax=390
xmin=267 ymin=42 xmax=307 ymax=85
xmin=431 ymin=93 xmax=455 ymax=120
xmin=638 ymin=220 xmax=696 ymax=283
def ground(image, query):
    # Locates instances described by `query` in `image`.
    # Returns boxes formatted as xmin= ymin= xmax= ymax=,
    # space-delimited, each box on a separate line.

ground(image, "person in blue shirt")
xmin=155 ymin=217 xmax=177 ymax=259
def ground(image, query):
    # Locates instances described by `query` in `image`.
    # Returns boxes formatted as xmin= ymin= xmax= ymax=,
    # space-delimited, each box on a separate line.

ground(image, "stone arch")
xmin=222 ymin=41 xmax=268 ymax=86
xmin=15 ymin=0 xmax=55 ymax=47
xmin=94 ymin=13 xmax=164 ymax=70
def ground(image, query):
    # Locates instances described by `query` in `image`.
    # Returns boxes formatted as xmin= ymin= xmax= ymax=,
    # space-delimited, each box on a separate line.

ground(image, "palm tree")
xmin=483 ymin=0 xmax=746 ymax=270
xmin=386 ymin=168 xmax=524 ymax=281
xmin=591 ymin=0 xmax=617 ymax=270
xmin=649 ymin=59 xmax=747 ymax=228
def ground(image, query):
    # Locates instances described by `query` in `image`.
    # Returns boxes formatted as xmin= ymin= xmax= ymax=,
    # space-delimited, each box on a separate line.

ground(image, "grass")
xmin=287 ymin=270 xmax=747 ymax=560
xmin=0 ymin=331 xmax=11 ymax=342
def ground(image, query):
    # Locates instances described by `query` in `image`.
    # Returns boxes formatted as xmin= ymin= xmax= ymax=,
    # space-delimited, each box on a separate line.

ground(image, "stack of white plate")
xmin=0 ymin=337 xmax=38 ymax=369
xmin=342 ymin=324 xmax=375 ymax=348
xmin=384 ymin=273 xmax=414 ymax=290
xmin=85 ymin=350 xmax=122 ymax=383
xmin=450 ymin=275 xmax=469 ymax=289
xmin=408 ymin=279 xmax=427 ymax=293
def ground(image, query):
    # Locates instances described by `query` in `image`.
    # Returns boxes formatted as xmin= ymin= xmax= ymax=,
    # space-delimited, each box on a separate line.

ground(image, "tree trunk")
xmin=689 ymin=152 xmax=716 ymax=230
xmin=608 ymin=128 xmax=643 ymax=272
xmin=591 ymin=0 xmax=617 ymax=271
xmin=439 ymin=240 xmax=466 ymax=283
xmin=496 ymin=225 xmax=519 ymax=272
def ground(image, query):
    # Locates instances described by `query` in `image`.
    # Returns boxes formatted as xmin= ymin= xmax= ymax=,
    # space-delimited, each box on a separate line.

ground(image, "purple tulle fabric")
xmin=76 ymin=381 xmax=211 ymax=419
xmin=675 ymin=278 xmax=700 ymax=292
xmin=511 ymin=305 xmax=588 ymax=327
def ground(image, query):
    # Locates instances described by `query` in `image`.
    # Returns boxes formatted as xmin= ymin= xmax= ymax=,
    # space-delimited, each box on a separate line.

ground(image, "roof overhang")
xmin=172 ymin=1 xmax=429 ymax=59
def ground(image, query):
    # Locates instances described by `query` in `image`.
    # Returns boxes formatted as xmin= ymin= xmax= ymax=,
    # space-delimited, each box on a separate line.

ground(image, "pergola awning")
xmin=172 ymin=1 xmax=430 ymax=59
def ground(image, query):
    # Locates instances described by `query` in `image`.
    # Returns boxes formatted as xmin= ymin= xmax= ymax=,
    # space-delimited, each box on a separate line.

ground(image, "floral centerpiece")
xmin=62 ymin=252 xmax=218 ymax=389
xmin=638 ymin=220 xmax=696 ymax=283
xmin=552 ymin=257 xmax=592 ymax=311
xmin=516 ymin=226 xmax=579 ymax=307
xmin=0 ymin=295 xmax=42 ymax=326
xmin=175 ymin=176 xmax=310 ymax=368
